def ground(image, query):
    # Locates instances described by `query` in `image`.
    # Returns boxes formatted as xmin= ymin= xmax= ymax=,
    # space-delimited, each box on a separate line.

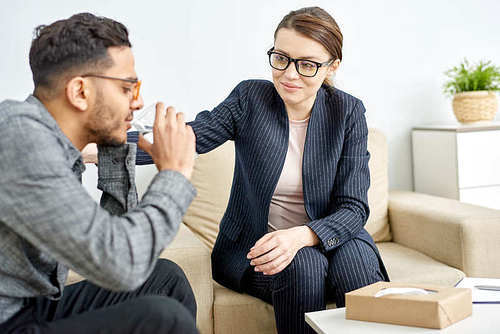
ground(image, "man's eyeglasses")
xmin=267 ymin=48 xmax=334 ymax=77
xmin=82 ymin=74 xmax=141 ymax=100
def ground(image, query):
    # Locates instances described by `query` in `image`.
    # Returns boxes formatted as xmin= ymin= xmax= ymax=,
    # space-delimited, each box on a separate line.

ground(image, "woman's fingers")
xmin=250 ymin=247 xmax=284 ymax=266
xmin=256 ymin=254 xmax=291 ymax=275
xmin=247 ymin=236 xmax=277 ymax=259
xmin=137 ymin=134 xmax=153 ymax=155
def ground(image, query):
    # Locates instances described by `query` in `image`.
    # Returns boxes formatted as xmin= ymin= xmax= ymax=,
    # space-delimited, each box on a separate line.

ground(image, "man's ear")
xmin=66 ymin=77 xmax=90 ymax=111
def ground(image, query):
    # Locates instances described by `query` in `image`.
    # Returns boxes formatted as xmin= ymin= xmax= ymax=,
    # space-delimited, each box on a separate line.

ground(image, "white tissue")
xmin=375 ymin=288 xmax=436 ymax=298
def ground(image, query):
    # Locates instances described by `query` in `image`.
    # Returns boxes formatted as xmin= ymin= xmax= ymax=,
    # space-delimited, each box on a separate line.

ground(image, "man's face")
xmin=86 ymin=46 xmax=143 ymax=146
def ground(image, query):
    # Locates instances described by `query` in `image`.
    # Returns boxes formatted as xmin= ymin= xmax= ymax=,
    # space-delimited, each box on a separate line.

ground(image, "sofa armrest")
xmin=388 ymin=190 xmax=500 ymax=278
xmin=160 ymin=223 xmax=214 ymax=334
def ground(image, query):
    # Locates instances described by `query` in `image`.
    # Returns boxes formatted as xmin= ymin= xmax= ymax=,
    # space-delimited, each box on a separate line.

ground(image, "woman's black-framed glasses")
xmin=267 ymin=48 xmax=333 ymax=77
xmin=82 ymin=74 xmax=142 ymax=100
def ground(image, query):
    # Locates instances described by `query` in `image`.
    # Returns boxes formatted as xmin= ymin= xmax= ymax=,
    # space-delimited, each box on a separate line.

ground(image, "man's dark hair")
xmin=29 ymin=13 xmax=131 ymax=91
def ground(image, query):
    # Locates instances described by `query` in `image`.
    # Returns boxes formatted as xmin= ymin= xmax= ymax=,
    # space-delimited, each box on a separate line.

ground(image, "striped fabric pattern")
xmin=243 ymin=238 xmax=385 ymax=333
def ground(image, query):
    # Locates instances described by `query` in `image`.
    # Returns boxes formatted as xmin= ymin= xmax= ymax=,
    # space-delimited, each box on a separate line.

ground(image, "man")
xmin=0 ymin=13 xmax=198 ymax=333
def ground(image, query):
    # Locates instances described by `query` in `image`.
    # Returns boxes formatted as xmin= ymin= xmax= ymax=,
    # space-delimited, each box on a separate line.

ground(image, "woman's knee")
xmin=280 ymin=247 xmax=327 ymax=285
xmin=328 ymin=239 xmax=382 ymax=286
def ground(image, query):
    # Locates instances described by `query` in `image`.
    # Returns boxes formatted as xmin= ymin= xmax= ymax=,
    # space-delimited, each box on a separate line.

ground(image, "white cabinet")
xmin=412 ymin=123 xmax=500 ymax=210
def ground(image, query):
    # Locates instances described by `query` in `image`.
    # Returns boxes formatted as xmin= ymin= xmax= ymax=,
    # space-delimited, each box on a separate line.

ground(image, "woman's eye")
xmin=276 ymin=55 xmax=287 ymax=62
xmin=123 ymin=87 xmax=132 ymax=93
xmin=301 ymin=62 xmax=315 ymax=69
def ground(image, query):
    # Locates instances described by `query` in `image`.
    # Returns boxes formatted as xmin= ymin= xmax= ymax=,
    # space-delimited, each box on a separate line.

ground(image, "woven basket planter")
xmin=452 ymin=91 xmax=498 ymax=123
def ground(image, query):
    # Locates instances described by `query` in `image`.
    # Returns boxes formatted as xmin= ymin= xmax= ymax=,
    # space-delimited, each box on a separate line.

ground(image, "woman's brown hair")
xmin=274 ymin=7 xmax=342 ymax=86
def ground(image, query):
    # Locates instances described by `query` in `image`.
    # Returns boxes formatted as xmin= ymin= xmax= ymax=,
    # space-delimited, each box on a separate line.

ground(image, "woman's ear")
xmin=66 ymin=77 xmax=89 ymax=112
xmin=328 ymin=59 xmax=341 ymax=76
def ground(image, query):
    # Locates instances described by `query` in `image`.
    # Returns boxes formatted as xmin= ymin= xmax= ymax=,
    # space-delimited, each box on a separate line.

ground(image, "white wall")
xmin=2 ymin=0 xmax=500 ymax=194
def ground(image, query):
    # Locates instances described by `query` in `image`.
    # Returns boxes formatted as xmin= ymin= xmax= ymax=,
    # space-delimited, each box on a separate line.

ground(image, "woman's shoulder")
xmin=323 ymin=85 xmax=362 ymax=105
xmin=234 ymin=79 xmax=276 ymax=97
xmin=227 ymin=80 xmax=278 ymax=109
xmin=237 ymin=79 xmax=274 ymax=89
xmin=322 ymin=85 xmax=364 ymax=114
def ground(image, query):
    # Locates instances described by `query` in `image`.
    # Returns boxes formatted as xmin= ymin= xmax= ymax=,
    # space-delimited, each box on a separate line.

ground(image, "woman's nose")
xmin=284 ymin=61 xmax=300 ymax=80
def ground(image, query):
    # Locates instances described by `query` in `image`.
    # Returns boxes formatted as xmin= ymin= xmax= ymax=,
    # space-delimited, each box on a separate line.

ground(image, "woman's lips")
xmin=281 ymin=82 xmax=301 ymax=92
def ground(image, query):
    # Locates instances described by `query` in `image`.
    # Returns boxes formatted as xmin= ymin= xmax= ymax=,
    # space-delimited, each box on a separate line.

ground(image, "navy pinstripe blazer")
xmin=130 ymin=79 xmax=387 ymax=292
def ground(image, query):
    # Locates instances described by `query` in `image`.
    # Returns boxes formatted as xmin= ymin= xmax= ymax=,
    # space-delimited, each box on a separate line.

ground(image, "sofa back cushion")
xmin=183 ymin=128 xmax=390 ymax=249
xmin=366 ymin=128 xmax=391 ymax=241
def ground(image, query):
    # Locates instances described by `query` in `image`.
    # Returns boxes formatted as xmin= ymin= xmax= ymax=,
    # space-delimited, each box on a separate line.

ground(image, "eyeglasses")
xmin=267 ymin=48 xmax=334 ymax=77
xmin=82 ymin=74 xmax=142 ymax=100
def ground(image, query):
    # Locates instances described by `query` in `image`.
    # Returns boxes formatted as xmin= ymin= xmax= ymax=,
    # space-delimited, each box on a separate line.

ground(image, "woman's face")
xmin=271 ymin=28 xmax=338 ymax=113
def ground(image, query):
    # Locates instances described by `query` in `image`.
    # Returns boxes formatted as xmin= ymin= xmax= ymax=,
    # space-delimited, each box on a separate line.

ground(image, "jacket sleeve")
xmin=306 ymin=100 xmax=371 ymax=252
xmin=189 ymin=80 xmax=250 ymax=153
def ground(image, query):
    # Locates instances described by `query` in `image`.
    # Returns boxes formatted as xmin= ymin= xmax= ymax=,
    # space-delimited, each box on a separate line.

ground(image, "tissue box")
xmin=345 ymin=282 xmax=472 ymax=329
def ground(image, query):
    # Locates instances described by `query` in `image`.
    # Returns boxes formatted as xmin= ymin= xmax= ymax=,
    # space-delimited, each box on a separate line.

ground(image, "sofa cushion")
xmin=377 ymin=242 xmax=465 ymax=286
xmin=366 ymin=128 xmax=391 ymax=242
xmin=183 ymin=142 xmax=235 ymax=249
xmin=183 ymin=128 xmax=391 ymax=249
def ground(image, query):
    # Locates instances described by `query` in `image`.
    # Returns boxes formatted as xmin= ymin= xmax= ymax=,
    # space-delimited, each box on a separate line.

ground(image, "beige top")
xmin=268 ymin=117 xmax=310 ymax=232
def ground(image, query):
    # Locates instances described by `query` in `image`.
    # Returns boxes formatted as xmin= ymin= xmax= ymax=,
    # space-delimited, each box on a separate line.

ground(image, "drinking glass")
xmin=131 ymin=103 xmax=156 ymax=135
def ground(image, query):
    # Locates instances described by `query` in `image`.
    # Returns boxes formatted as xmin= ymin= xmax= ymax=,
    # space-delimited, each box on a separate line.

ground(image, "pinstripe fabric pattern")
xmin=243 ymin=238 xmax=384 ymax=334
xmin=128 ymin=80 xmax=389 ymax=293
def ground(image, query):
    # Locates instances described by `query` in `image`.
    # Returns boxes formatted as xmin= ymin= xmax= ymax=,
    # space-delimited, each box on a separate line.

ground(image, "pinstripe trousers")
xmin=241 ymin=238 xmax=386 ymax=334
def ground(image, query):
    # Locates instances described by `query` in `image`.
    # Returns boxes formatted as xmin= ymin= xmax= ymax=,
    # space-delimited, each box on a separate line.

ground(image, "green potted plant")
xmin=443 ymin=59 xmax=500 ymax=123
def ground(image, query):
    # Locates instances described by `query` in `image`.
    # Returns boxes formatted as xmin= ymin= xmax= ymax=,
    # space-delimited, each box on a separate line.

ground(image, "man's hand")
xmin=246 ymin=226 xmax=319 ymax=276
xmin=82 ymin=143 xmax=98 ymax=164
xmin=137 ymin=102 xmax=195 ymax=180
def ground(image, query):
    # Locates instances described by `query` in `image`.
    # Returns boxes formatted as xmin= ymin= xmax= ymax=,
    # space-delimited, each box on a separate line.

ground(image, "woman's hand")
xmin=81 ymin=143 xmax=98 ymax=164
xmin=246 ymin=226 xmax=319 ymax=275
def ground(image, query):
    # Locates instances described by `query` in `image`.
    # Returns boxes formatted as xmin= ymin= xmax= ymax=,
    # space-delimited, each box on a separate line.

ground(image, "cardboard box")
xmin=345 ymin=282 xmax=472 ymax=329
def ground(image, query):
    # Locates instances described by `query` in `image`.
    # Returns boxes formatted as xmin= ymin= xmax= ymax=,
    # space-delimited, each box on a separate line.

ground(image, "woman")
xmin=132 ymin=6 xmax=388 ymax=334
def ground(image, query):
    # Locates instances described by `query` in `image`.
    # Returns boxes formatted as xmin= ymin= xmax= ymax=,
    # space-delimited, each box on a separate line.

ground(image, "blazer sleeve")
xmin=127 ymin=80 xmax=251 ymax=164
xmin=306 ymin=100 xmax=371 ymax=253
xmin=189 ymin=80 xmax=250 ymax=153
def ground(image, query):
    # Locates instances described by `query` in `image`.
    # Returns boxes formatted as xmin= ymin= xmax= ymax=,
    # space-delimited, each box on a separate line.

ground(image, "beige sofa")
xmin=69 ymin=128 xmax=500 ymax=334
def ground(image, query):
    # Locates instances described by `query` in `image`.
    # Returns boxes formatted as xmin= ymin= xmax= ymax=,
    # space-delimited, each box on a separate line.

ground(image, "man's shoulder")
xmin=0 ymin=97 xmax=45 ymax=128
xmin=0 ymin=97 xmax=60 ymax=152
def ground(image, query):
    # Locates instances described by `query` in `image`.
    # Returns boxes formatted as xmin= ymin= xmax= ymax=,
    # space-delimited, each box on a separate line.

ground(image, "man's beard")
xmin=87 ymin=92 xmax=127 ymax=147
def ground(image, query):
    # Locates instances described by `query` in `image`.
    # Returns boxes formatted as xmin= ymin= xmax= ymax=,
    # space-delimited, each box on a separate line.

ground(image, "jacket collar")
xmin=26 ymin=95 xmax=85 ymax=173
